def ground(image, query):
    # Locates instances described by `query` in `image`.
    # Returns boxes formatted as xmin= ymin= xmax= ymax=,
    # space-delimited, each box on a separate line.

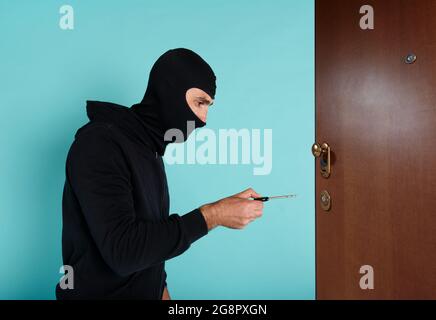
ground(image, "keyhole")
xmin=405 ymin=53 xmax=417 ymax=64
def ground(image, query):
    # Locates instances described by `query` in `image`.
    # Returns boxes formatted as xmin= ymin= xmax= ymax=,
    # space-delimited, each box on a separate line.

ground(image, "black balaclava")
xmin=130 ymin=48 xmax=216 ymax=156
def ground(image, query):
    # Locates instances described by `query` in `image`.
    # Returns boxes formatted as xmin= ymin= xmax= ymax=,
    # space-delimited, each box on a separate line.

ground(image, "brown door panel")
xmin=316 ymin=0 xmax=436 ymax=299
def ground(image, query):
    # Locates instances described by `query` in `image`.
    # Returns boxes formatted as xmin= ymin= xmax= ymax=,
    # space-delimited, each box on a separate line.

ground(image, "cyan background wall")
xmin=0 ymin=0 xmax=314 ymax=299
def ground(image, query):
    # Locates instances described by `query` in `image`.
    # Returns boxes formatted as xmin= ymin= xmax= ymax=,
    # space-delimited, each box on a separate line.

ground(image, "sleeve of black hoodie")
xmin=67 ymin=125 xmax=209 ymax=277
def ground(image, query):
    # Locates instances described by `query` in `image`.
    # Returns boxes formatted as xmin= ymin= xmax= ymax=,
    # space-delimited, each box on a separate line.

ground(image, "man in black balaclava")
xmin=57 ymin=48 xmax=264 ymax=300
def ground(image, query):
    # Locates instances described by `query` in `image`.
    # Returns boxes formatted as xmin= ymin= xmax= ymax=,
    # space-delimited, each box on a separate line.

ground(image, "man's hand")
xmin=199 ymin=188 xmax=264 ymax=231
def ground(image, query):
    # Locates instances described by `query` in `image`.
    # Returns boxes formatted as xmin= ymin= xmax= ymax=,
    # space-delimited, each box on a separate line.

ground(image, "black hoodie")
xmin=56 ymin=49 xmax=216 ymax=300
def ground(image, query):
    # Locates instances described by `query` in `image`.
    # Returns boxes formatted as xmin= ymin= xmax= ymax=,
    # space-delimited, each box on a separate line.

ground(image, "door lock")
xmin=312 ymin=142 xmax=331 ymax=178
xmin=320 ymin=190 xmax=331 ymax=211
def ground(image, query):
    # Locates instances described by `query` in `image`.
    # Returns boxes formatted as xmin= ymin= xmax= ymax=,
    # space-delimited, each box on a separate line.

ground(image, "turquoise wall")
xmin=0 ymin=0 xmax=314 ymax=299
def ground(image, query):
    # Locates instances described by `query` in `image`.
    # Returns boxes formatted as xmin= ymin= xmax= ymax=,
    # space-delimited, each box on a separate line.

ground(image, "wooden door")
xmin=316 ymin=0 xmax=436 ymax=299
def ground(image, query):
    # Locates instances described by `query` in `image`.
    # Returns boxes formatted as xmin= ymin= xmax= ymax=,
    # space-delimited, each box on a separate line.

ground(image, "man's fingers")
xmin=248 ymin=207 xmax=263 ymax=219
xmin=234 ymin=187 xmax=262 ymax=199
xmin=245 ymin=200 xmax=263 ymax=218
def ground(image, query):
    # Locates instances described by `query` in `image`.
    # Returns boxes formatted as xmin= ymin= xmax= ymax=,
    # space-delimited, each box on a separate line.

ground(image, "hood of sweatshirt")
xmin=82 ymin=100 xmax=159 ymax=154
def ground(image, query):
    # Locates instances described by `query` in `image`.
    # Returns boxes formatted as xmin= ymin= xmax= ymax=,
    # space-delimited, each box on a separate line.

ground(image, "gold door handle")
xmin=312 ymin=142 xmax=331 ymax=178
